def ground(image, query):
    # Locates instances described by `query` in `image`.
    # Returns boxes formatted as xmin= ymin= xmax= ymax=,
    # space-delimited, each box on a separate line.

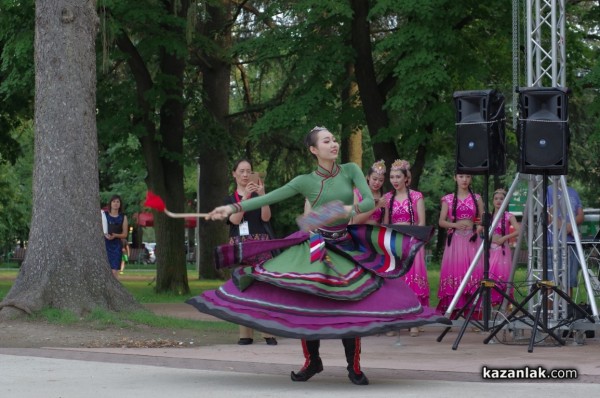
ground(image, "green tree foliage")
xmin=1 ymin=0 xmax=140 ymax=319
xmin=2 ymin=0 xmax=600 ymax=278
xmin=96 ymin=0 xmax=193 ymax=291
xmin=0 ymin=123 xmax=32 ymax=254
xmin=0 ymin=0 xmax=33 ymax=163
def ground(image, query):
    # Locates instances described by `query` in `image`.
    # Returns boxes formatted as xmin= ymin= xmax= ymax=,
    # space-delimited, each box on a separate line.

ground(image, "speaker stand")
xmin=482 ymin=174 xmax=595 ymax=352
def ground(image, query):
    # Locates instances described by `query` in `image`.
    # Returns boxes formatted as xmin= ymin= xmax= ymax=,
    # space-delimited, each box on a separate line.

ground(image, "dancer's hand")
xmin=492 ymin=235 xmax=506 ymax=245
xmin=344 ymin=205 xmax=353 ymax=216
xmin=244 ymin=182 xmax=259 ymax=197
xmin=206 ymin=205 xmax=233 ymax=221
xmin=374 ymin=198 xmax=386 ymax=209
xmin=454 ymin=221 xmax=471 ymax=230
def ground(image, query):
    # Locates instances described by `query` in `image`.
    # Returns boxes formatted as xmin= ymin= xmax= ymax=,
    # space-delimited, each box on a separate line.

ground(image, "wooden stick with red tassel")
xmin=144 ymin=191 xmax=208 ymax=218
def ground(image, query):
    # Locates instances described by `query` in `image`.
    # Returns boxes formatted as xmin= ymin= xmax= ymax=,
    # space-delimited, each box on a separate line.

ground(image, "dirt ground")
xmin=0 ymin=306 xmax=237 ymax=349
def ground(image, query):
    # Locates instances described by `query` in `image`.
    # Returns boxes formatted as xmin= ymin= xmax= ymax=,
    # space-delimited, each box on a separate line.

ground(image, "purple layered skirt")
xmin=187 ymin=224 xmax=449 ymax=339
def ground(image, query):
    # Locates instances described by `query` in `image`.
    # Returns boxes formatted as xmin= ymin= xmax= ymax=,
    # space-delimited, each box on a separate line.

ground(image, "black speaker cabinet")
xmin=454 ymin=89 xmax=506 ymax=175
xmin=517 ymin=87 xmax=569 ymax=175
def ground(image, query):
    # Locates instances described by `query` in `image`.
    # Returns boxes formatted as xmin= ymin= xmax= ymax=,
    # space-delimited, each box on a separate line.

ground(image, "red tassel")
xmin=144 ymin=191 xmax=166 ymax=212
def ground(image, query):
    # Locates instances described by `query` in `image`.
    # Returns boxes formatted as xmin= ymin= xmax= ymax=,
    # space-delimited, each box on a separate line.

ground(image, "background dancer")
xmin=383 ymin=159 xmax=429 ymax=336
xmin=351 ymin=159 xmax=387 ymax=225
xmin=488 ymin=188 xmax=520 ymax=307
xmin=437 ymin=174 xmax=484 ymax=319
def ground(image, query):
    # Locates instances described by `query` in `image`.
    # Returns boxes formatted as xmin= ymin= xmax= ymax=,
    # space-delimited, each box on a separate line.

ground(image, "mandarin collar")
xmin=315 ymin=163 xmax=340 ymax=178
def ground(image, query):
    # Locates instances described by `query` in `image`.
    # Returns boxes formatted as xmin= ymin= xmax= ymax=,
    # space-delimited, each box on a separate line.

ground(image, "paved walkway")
xmin=1 ymin=303 xmax=599 ymax=397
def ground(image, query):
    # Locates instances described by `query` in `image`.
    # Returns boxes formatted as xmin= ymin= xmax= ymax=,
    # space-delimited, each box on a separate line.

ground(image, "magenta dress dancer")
xmin=383 ymin=190 xmax=429 ymax=306
xmin=488 ymin=211 xmax=514 ymax=306
xmin=437 ymin=193 xmax=483 ymax=315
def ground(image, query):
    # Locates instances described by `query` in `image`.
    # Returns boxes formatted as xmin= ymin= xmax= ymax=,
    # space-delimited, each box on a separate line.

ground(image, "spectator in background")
xmin=547 ymin=183 xmax=584 ymax=297
xmin=225 ymin=158 xmax=277 ymax=346
xmin=103 ymin=195 xmax=129 ymax=277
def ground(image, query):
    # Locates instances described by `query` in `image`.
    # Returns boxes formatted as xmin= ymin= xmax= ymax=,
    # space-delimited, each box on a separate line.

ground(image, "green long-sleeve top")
xmin=228 ymin=163 xmax=375 ymax=224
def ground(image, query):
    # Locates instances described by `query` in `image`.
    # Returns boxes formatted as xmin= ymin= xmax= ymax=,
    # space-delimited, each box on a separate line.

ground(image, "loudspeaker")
xmin=517 ymin=87 xmax=569 ymax=175
xmin=454 ymin=89 xmax=506 ymax=175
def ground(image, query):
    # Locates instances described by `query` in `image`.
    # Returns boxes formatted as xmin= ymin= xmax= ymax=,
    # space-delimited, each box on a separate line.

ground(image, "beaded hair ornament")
xmin=390 ymin=159 xmax=410 ymax=171
xmin=371 ymin=159 xmax=386 ymax=175
xmin=493 ymin=188 xmax=507 ymax=196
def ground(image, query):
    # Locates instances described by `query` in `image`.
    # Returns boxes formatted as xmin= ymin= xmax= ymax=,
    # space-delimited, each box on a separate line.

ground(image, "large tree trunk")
xmin=114 ymin=1 xmax=190 ymax=294
xmin=0 ymin=0 xmax=139 ymax=319
xmin=350 ymin=0 xmax=398 ymax=166
xmin=153 ymin=18 xmax=189 ymax=293
xmin=197 ymin=1 xmax=231 ymax=279
xmin=342 ymin=62 xmax=363 ymax=166
xmin=411 ymin=142 xmax=428 ymax=190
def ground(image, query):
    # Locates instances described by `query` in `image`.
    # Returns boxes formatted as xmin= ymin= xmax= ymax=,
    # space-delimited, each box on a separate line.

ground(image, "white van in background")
xmin=581 ymin=208 xmax=600 ymax=239
xmin=143 ymin=242 xmax=156 ymax=264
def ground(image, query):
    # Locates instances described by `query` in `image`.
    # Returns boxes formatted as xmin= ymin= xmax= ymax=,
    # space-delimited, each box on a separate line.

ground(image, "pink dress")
xmin=354 ymin=188 xmax=383 ymax=224
xmin=437 ymin=193 xmax=483 ymax=315
xmin=382 ymin=190 xmax=429 ymax=306
xmin=488 ymin=211 xmax=514 ymax=306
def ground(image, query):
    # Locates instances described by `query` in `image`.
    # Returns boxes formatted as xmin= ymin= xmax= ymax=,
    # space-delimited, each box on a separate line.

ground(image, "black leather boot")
xmin=343 ymin=337 xmax=369 ymax=385
xmin=291 ymin=339 xmax=323 ymax=382
xmin=347 ymin=367 xmax=369 ymax=385
xmin=290 ymin=357 xmax=323 ymax=381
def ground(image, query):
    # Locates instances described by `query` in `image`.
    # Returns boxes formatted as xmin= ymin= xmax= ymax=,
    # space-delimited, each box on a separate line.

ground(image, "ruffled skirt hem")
xmin=186 ymin=296 xmax=448 ymax=339
xmin=186 ymin=278 xmax=449 ymax=339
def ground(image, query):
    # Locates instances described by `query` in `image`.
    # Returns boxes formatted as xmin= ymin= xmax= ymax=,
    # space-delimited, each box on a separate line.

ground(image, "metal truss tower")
xmin=520 ymin=0 xmax=598 ymax=322
xmin=525 ymin=0 xmax=567 ymax=88
xmin=438 ymin=2 xmax=597 ymax=349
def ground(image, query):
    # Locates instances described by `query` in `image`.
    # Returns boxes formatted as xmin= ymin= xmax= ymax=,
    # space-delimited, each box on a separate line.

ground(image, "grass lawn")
xmin=0 ymin=267 xmax=228 ymax=331
xmin=0 ymin=262 xmax=543 ymax=309
xmin=0 ymin=267 xmax=220 ymax=303
xmin=0 ymin=262 xmax=585 ymax=304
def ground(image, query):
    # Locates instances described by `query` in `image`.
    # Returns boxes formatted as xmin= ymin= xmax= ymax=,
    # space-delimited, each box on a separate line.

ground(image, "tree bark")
xmin=114 ymin=1 xmax=190 ymax=294
xmin=153 ymin=13 xmax=189 ymax=293
xmin=349 ymin=0 xmax=398 ymax=166
xmin=342 ymin=62 xmax=363 ymax=167
xmin=197 ymin=0 xmax=232 ymax=279
xmin=410 ymin=142 xmax=428 ymax=190
xmin=0 ymin=0 xmax=139 ymax=319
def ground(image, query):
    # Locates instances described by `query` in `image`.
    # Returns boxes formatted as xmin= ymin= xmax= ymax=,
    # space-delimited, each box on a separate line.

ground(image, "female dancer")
xmin=192 ymin=126 xmax=447 ymax=385
xmin=351 ymin=159 xmax=387 ymax=225
xmin=437 ymin=174 xmax=484 ymax=318
xmin=382 ymin=160 xmax=429 ymax=336
xmin=488 ymin=188 xmax=520 ymax=307
xmin=225 ymin=159 xmax=277 ymax=346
